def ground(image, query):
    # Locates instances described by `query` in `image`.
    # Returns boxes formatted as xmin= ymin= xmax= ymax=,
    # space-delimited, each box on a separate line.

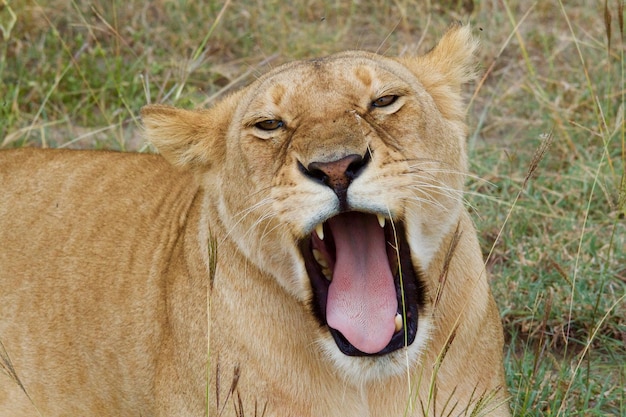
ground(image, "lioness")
xmin=0 ymin=24 xmax=509 ymax=416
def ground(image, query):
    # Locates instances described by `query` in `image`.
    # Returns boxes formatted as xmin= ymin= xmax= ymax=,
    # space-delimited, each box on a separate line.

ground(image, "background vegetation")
xmin=1 ymin=0 xmax=624 ymax=415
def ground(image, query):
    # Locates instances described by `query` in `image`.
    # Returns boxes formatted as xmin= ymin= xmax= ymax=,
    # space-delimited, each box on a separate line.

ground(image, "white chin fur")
xmin=317 ymin=317 xmax=432 ymax=383
xmin=405 ymin=205 xmax=462 ymax=271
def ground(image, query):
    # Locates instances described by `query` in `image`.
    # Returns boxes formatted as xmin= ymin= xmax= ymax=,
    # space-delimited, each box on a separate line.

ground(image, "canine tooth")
xmin=377 ymin=214 xmax=386 ymax=228
xmin=315 ymin=223 xmax=324 ymax=240
xmin=312 ymin=249 xmax=328 ymax=268
xmin=394 ymin=313 xmax=403 ymax=332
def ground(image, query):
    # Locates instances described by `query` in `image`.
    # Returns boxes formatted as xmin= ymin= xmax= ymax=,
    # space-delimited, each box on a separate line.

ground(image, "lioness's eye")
xmin=255 ymin=119 xmax=284 ymax=131
xmin=371 ymin=95 xmax=398 ymax=108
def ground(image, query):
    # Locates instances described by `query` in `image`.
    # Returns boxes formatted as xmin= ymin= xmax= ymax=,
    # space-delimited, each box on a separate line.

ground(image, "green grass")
xmin=1 ymin=0 xmax=624 ymax=415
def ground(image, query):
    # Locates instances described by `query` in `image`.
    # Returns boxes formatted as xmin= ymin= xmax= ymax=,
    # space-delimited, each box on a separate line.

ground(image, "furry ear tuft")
xmin=141 ymin=105 xmax=225 ymax=170
xmin=401 ymin=23 xmax=479 ymax=121
xmin=424 ymin=23 xmax=479 ymax=87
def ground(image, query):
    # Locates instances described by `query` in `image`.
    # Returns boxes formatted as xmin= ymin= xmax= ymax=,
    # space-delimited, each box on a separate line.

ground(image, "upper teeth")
xmin=377 ymin=214 xmax=386 ymax=228
xmin=315 ymin=223 xmax=324 ymax=240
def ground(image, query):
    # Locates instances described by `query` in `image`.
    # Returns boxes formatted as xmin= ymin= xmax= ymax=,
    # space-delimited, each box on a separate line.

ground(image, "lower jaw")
xmin=317 ymin=319 xmax=431 ymax=382
xmin=329 ymin=320 xmax=417 ymax=357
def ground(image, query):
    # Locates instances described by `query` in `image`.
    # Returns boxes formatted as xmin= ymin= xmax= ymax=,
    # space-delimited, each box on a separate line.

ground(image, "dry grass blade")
xmin=0 ymin=0 xmax=16 ymax=41
xmin=484 ymin=130 xmax=554 ymax=270
xmin=217 ymin=365 xmax=241 ymax=417
xmin=522 ymin=131 xmax=553 ymax=190
xmin=604 ymin=0 xmax=612 ymax=50
xmin=619 ymin=172 xmax=626 ymax=218
xmin=619 ymin=0 xmax=625 ymax=37
xmin=433 ymin=223 xmax=462 ymax=310
xmin=556 ymin=293 xmax=626 ymax=417
xmin=207 ymin=236 xmax=218 ymax=414
xmin=0 ymin=340 xmax=22 ymax=391
xmin=0 ymin=340 xmax=41 ymax=415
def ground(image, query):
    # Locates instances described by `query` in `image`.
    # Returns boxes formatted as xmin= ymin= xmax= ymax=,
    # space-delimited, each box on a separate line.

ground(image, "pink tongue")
xmin=326 ymin=213 xmax=397 ymax=354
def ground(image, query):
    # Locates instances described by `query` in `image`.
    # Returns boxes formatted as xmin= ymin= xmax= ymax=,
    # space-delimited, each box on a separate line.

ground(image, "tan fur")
xmin=0 ymin=24 xmax=510 ymax=416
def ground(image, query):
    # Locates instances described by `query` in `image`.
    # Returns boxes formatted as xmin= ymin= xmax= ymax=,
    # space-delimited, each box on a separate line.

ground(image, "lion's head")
xmin=142 ymin=24 xmax=478 ymax=381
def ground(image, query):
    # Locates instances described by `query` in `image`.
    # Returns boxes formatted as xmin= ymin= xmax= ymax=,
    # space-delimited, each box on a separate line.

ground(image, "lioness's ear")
xmin=141 ymin=104 xmax=227 ymax=170
xmin=400 ymin=23 xmax=478 ymax=120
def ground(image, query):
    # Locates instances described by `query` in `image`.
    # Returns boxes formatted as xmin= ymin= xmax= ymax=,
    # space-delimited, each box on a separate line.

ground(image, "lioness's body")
xmin=0 ymin=149 xmax=206 ymax=415
xmin=0 ymin=25 xmax=510 ymax=416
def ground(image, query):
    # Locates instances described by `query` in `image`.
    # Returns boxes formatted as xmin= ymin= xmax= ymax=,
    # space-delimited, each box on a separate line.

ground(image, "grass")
xmin=1 ymin=0 xmax=624 ymax=415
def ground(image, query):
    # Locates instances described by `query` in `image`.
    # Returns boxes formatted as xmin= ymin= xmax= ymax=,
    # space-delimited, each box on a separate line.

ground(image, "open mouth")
xmin=300 ymin=211 xmax=424 ymax=356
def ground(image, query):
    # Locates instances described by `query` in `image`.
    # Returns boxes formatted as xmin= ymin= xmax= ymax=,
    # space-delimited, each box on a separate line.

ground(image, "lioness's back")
xmin=0 ymin=148 xmax=197 ymax=416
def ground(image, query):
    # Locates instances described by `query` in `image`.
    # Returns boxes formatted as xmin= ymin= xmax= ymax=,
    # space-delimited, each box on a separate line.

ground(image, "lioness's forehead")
xmin=264 ymin=52 xmax=411 ymax=89
xmin=243 ymin=52 xmax=416 ymax=113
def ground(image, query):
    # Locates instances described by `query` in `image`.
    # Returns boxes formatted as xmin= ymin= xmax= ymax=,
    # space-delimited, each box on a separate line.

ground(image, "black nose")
xmin=301 ymin=152 xmax=370 ymax=200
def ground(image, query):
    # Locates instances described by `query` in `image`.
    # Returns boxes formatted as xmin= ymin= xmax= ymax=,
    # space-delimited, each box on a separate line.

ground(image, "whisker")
xmin=258 ymin=220 xmax=285 ymax=243
xmin=245 ymin=210 xmax=279 ymax=242
xmin=404 ymin=182 xmax=464 ymax=202
xmin=404 ymin=195 xmax=450 ymax=211
xmin=220 ymin=196 xmax=276 ymax=245
xmin=405 ymin=161 xmax=496 ymax=191
xmin=232 ymin=197 xmax=275 ymax=224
